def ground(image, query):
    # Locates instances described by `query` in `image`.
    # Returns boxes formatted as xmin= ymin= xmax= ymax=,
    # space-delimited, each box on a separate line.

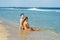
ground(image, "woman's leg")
xmin=31 ymin=27 xmax=40 ymax=31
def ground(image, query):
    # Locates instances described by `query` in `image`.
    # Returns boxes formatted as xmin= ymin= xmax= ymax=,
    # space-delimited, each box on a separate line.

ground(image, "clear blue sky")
xmin=0 ymin=0 xmax=60 ymax=7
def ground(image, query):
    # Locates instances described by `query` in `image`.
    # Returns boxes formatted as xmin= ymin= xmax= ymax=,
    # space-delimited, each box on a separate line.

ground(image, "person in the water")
xmin=20 ymin=13 xmax=26 ymax=30
xmin=22 ymin=17 xmax=40 ymax=31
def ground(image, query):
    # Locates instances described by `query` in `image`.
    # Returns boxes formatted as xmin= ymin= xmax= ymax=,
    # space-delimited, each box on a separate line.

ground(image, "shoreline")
xmin=0 ymin=17 xmax=60 ymax=35
xmin=0 ymin=18 xmax=60 ymax=40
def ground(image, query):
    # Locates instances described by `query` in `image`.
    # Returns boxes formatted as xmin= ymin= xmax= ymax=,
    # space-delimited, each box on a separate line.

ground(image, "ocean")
xmin=0 ymin=7 xmax=60 ymax=34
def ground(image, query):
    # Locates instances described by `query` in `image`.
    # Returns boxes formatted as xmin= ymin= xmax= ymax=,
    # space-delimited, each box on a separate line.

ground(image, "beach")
xmin=0 ymin=7 xmax=60 ymax=40
xmin=0 ymin=18 xmax=20 ymax=40
xmin=0 ymin=21 xmax=9 ymax=40
xmin=0 ymin=18 xmax=60 ymax=40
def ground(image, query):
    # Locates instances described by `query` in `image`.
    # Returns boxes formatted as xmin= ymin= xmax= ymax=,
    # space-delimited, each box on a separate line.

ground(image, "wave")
xmin=0 ymin=8 xmax=20 ymax=10
xmin=6 ymin=8 xmax=21 ymax=10
xmin=27 ymin=8 xmax=60 ymax=12
xmin=0 ymin=7 xmax=60 ymax=12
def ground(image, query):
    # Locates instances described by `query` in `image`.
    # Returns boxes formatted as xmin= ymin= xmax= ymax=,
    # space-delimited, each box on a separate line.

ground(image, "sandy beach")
xmin=0 ymin=18 xmax=60 ymax=40
xmin=0 ymin=22 xmax=9 ymax=40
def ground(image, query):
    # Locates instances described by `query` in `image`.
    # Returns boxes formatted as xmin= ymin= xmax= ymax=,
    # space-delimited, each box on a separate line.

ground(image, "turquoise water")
xmin=0 ymin=8 xmax=60 ymax=33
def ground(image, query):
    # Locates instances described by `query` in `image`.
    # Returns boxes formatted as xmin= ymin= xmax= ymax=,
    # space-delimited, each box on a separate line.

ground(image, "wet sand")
xmin=0 ymin=18 xmax=60 ymax=40
xmin=0 ymin=23 xmax=9 ymax=40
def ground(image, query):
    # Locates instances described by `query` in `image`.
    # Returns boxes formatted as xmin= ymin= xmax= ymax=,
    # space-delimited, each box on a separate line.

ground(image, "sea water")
xmin=0 ymin=7 xmax=60 ymax=34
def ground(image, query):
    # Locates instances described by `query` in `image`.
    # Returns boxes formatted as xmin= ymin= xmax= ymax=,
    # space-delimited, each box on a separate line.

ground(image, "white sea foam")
xmin=27 ymin=8 xmax=38 ymax=10
xmin=7 ymin=8 xmax=20 ymax=10
xmin=0 ymin=8 xmax=20 ymax=10
xmin=27 ymin=8 xmax=60 ymax=12
xmin=1 ymin=7 xmax=60 ymax=12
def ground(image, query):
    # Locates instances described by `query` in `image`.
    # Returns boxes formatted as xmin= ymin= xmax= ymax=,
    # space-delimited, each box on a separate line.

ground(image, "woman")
xmin=22 ymin=17 xmax=40 ymax=31
xmin=20 ymin=13 xmax=26 ymax=30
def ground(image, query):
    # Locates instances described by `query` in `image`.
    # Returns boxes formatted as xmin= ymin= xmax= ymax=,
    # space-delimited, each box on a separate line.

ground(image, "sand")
xmin=0 ymin=18 xmax=60 ymax=40
xmin=0 ymin=23 xmax=9 ymax=40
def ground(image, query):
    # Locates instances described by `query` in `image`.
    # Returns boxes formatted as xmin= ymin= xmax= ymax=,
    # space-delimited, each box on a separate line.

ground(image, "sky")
xmin=0 ymin=0 xmax=60 ymax=7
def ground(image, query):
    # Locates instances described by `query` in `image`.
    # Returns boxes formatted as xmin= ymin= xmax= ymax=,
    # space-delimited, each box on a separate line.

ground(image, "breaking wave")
xmin=0 ymin=7 xmax=60 ymax=12
xmin=27 ymin=8 xmax=60 ymax=12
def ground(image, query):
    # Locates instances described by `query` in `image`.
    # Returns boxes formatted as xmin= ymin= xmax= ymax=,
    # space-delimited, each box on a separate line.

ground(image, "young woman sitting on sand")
xmin=22 ymin=17 xmax=40 ymax=31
